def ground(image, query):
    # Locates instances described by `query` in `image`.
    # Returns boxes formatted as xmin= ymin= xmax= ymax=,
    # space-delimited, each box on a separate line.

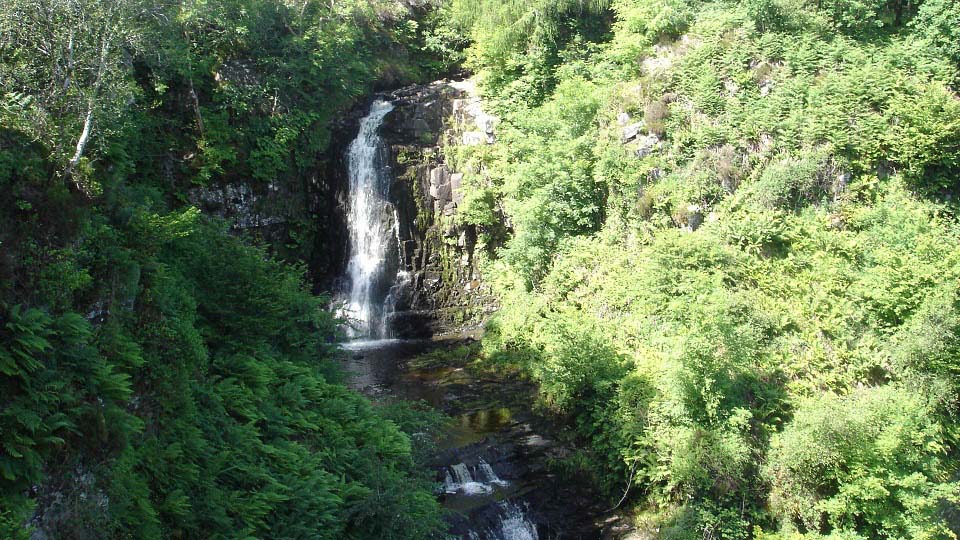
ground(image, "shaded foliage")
xmin=0 ymin=1 xmax=450 ymax=539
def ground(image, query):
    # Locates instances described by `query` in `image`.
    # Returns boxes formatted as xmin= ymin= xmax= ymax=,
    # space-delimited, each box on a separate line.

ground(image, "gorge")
xmin=3 ymin=1 xmax=960 ymax=540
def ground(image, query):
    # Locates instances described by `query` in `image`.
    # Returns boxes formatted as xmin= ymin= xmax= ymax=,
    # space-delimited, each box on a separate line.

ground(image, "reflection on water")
xmin=340 ymin=338 xmax=405 ymax=351
xmin=460 ymin=408 xmax=513 ymax=431
xmin=338 ymin=339 xmax=596 ymax=539
xmin=445 ymin=408 xmax=514 ymax=448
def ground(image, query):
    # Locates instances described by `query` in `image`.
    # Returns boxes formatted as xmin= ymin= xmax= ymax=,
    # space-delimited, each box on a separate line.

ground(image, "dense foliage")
xmin=447 ymin=0 xmax=960 ymax=538
xmin=5 ymin=0 xmax=960 ymax=538
xmin=0 ymin=1 xmax=452 ymax=538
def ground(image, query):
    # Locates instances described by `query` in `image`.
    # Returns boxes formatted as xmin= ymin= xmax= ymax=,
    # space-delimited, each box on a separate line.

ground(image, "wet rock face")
xmin=190 ymin=183 xmax=286 ymax=230
xmin=380 ymin=79 xmax=499 ymax=335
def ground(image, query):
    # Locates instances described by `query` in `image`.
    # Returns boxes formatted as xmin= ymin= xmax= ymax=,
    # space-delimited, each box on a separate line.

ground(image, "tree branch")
xmin=63 ymin=31 xmax=112 ymax=192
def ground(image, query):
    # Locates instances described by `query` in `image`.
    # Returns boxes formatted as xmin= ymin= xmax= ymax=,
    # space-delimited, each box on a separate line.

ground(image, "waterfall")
xmin=343 ymin=99 xmax=397 ymax=338
xmin=442 ymin=459 xmax=538 ymax=540
xmin=494 ymin=503 xmax=539 ymax=540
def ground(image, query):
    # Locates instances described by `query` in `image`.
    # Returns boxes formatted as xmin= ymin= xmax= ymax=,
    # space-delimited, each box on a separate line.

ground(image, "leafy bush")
xmin=912 ymin=0 xmax=960 ymax=79
xmin=765 ymin=386 xmax=959 ymax=539
xmin=740 ymin=152 xmax=835 ymax=209
xmin=614 ymin=0 xmax=696 ymax=44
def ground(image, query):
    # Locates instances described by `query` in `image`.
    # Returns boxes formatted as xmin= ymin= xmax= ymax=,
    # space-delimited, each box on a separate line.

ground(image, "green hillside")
xmin=446 ymin=0 xmax=960 ymax=537
xmin=0 ymin=2 xmax=448 ymax=538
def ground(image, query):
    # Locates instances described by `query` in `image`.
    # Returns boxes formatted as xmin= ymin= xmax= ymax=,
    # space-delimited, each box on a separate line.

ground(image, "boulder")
xmin=621 ymin=122 xmax=644 ymax=142
xmin=759 ymin=80 xmax=773 ymax=96
xmin=634 ymin=134 xmax=660 ymax=158
xmin=687 ymin=204 xmax=704 ymax=231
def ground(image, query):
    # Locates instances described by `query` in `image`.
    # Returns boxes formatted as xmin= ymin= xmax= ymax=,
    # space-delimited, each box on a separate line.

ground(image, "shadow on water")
xmin=339 ymin=337 xmax=604 ymax=540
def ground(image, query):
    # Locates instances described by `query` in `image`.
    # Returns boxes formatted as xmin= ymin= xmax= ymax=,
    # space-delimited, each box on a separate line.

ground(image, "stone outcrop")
xmin=189 ymin=182 xmax=286 ymax=230
xmin=379 ymin=78 xmax=499 ymax=334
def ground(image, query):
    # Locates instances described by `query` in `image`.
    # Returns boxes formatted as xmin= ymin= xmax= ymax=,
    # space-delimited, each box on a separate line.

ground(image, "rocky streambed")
xmin=340 ymin=337 xmax=610 ymax=540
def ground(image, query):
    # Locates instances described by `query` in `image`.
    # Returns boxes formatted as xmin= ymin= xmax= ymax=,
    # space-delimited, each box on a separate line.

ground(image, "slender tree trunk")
xmin=63 ymin=32 xmax=111 ymax=192
xmin=64 ymin=104 xmax=94 ymax=184
xmin=188 ymin=78 xmax=205 ymax=138
xmin=63 ymin=30 xmax=74 ymax=91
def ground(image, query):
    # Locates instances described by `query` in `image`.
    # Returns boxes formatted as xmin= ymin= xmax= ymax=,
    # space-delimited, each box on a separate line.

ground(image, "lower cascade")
xmin=342 ymin=99 xmax=400 ymax=337
xmin=466 ymin=502 xmax=539 ymax=540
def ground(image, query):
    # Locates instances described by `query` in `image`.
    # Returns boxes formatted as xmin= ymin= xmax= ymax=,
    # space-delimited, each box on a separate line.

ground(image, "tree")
xmin=912 ymin=0 xmax=960 ymax=83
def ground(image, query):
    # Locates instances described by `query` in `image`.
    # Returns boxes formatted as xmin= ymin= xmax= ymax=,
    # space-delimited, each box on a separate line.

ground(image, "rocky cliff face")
xmin=186 ymin=158 xmax=349 ymax=293
xmin=380 ymin=79 xmax=499 ymax=335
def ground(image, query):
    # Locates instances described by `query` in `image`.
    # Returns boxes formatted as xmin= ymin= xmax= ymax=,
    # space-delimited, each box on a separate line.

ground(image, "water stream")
xmin=443 ymin=459 xmax=510 ymax=495
xmin=340 ymin=339 xmax=559 ymax=539
xmin=339 ymin=101 xmax=600 ymax=539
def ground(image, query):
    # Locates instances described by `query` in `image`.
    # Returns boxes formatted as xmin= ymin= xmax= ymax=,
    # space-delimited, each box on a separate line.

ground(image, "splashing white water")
xmin=465 ymin=502 xmax=538 ymax=540
xmin=444 ymin=459 xmax=509 ymax=496
xmin=496 ymin=502 xmax=539 ymax=540
xmin=343 ymin=100 xmax=397 ymax=337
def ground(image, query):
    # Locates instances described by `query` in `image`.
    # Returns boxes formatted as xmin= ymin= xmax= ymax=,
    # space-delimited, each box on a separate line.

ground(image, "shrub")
xmin=645 ymin=99 xmax=672 ymax=137
xmin=817 ymin=0 xmax=904 ymax=31
xmin=614 ymin=0 xmax=695 ymax=44
xmin=912 ymin=0 xmax=960 ymax=81
xmin=741 ymin=152 xmax=835 ymax=209
xmin=719 ymin=209 xmax=790 ymax=255
xmin=765 ymin=386 xmax=959 ymax=539
xmin=886 ymin=82 xmax=960 ymax=193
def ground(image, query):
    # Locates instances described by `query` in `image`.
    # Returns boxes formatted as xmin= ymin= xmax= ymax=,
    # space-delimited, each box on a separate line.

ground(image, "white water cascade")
xmin=443 ymin=459 xmax=509 ymax=495
xmin=494 ymin=502 xmax=539 ymax=540
xmin=465 ymin=502 xmax=539 ymax=540
xmin=343 ymin=99 xmax=398 ymax=337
